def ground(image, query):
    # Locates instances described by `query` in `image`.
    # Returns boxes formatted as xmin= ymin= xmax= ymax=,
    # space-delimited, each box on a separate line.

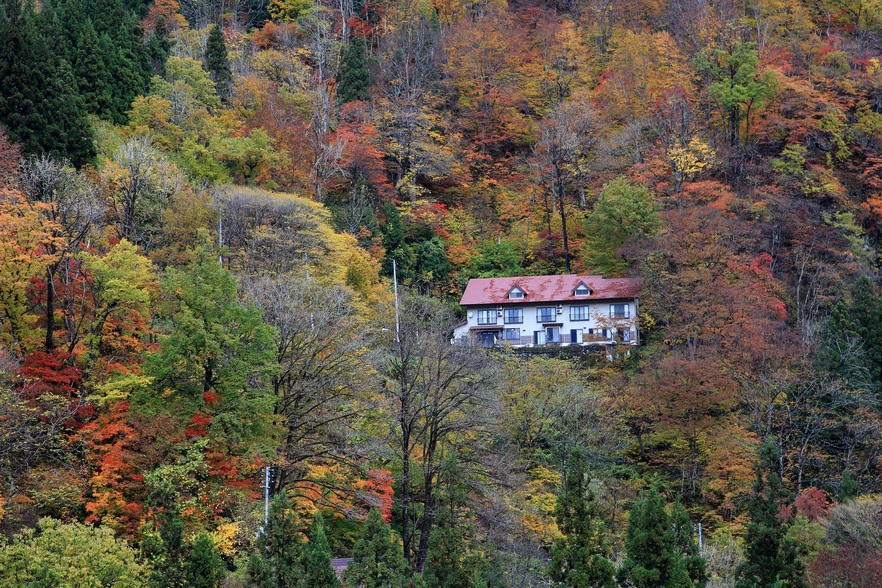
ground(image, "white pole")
xmin=393 ymin=260 xmax=400 ymax=343
xmin=264 ymin=466 xmax=270 ymax=528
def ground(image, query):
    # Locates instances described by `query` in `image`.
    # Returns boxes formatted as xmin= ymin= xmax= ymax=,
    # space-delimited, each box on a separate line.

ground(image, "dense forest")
xmin=2 ymin=0 xmax=882 ymax=584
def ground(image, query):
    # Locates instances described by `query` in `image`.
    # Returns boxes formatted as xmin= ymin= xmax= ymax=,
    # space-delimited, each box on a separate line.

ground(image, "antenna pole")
xmin=393 ymin=260 xmax=400 ymax=343
xmin=264 ymin=466 xmax=270 ymax=528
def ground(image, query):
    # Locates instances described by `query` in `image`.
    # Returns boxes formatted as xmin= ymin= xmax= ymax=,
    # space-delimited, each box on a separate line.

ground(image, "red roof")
xmin=459 ymin=274 xmax=642 ymax=306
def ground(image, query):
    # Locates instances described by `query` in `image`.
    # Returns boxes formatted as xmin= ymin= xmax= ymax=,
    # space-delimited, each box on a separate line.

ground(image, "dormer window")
xmin=574 ymin=283 xmax=591 ymax=297
xmin=508 ymin=286 xmax=525 ymax=299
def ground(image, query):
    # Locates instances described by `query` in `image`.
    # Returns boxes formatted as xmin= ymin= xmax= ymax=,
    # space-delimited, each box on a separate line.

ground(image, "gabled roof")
xmin=459 ymin=274 xmax=642 ymax=306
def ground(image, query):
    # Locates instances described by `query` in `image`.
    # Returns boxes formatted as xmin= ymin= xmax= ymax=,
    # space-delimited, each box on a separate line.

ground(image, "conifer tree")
xmin=148 ymin=16 xmax=173 ymax=75
xmin=617 ymin=486 xmax=692 ymax=588
xmin=669 ymin=503 xmax=706 ymax=588
xmin=184 ymin=533 xmax=225 ymax=588
xmin=142 ymin=482 xmax=189 ymax=588
xmin=549 ymin=450 xmax=616 ymax=588
xmin=734 ymin=441 xmax=809 ymax=588
xmin=345 ymin=509 xmax=421 ymax=588
xmin=303 ymin=513 xmax=341 ymax=588
xmin=0 ymin=0 xmax=94 ymax=165
xmin=337 ymin=37 xmax=374 ymax=103
xmin=380 ymin=203 xmax=415 ymax=281
xmin=248 ymin=492 xmax=304 ymax=588
xmin=73 ymin=20 xmax=110 ymax=116
xmin=424 ymin=459 xmax=490 ymax=588
xmin=89 ymin=0 xmax=152 ymax=123
xmin=204 ymin=24 xmax=232 ymax=101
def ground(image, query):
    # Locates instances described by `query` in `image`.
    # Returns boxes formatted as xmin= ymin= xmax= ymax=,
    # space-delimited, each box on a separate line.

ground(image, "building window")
xmin=546 ymin=326 xmax=561 ymax=343
xmin=504 ymin=308 xmax=523 ymax=324
xmin=502 ymin=328 xmax=520 ymax=341
xmin=574 ymin=284 xmax=591 ymax=296
xmin=537 ymin=307 xmax=556 ymax=322
xmin=508 ymin=287 xmax=524 ymax=299
xmin=477 ymin=310 xmax=496 ymax=325
xmin=610 ymin=304 xmax=630 ymax=318
xmin=570 ymin=305 xmax=589 ymax=321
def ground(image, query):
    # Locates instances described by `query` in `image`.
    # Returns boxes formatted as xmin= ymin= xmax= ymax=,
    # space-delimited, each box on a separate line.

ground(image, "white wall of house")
xmin=454 ymin=300 xmax=638 ymax=346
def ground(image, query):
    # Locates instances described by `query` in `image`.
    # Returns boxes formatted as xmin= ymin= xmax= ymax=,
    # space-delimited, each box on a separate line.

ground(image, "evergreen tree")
xmin=669 ymin=503 xmax=706 ymax=588
xmin=549 ymin=450 xmax=616 ymax=588
xmin=424 ymin=459 xmax=491 ymax=588
xmin=0 ymin=0 xmax=94 ymax=165
xmin=415 ymin=236 xmax=450 ymax=285
xmin=204 ymin=24 xmax=232 ymax=101
xmin=248 ymin=492 xmax=304 ymax=588
xmin=380 ymin=203 xmax=415 ymax=281
xmin=837 ymin=469 xmax=858 ymax=502
xmin=345 ymin=509 xmax=421 ymax=588
xmin=184 ymin=533 xmax=225 ymax=588
xmin=148 ymin=16 xmax=173 ymax=75
xmin=734 ymin=441 xmax=809 ymax=588
xmin=818 ymin=276 xmax=882 ymax=393
xmin=337 ymin=37 xmax=374 ymax=103
xmin=73 ymin=20 xmax=110 ymax=116
xmin=303 ymin=513 xmax=341 ymax=588
xmin=142 ymin=482 xmax=189 ymax=588
xmin=617 ymin=486 xmax=692 ymax=588
xmin=90 ymin=0 xmax=152 ymax=123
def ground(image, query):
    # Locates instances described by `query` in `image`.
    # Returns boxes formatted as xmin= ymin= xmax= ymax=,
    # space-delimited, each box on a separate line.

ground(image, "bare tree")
xmin=245 ymin=275 xmax=374 ymax=497
xmin=21 ymin=155 xmax=102 ymax=352
xmin=107 ymin=136 xmax=175 ymax=250
xmin=377 ymin=293 xmax=497 ymax=573
xmin=535 ymin=101 xmax=599 ymax=272
xmin=376 ymin=17 xmax=454 ymax=199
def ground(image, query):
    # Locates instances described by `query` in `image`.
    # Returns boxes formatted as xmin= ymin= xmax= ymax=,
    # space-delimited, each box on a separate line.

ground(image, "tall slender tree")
xmin=303 ymin=513 xmax=341 ymax=588
xmin=734 ymin=441 xmax=809 ymax=588
xmin=204 ymin=24 xmax=232 ymax=101
xmin=345 ymin=509 xmax=421 ymax=588
xmin=617 ymin=486 xmax=693 ymax=588
xmin=549 ymin=449 xmax=616 ymax=588
xmin=248 ymin=492 xmax=304 ymax=588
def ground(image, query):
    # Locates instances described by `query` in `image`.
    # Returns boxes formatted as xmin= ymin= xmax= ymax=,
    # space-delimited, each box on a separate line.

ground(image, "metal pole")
xmin=393 ymin=260 xmax=400 ymax=343
xmin=264 ymin=465 xmax=270 ymax=528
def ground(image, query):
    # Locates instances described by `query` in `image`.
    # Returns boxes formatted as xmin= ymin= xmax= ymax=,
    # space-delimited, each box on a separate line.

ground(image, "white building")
xmin=453 ymin=274 xmax=642 ymax=348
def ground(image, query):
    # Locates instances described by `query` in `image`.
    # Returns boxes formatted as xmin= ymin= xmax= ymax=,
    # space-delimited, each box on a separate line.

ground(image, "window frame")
xmin=609 ymin=303 xmax=630 ymax=319
xmin=537 ymin=307 xmax=556 ymax=323
xmin=477 ymin=309 xmax=497 ymax=325
xmin=502 ymin=328 xmax=520 ymax=341
xmin=503 ymin=308 xmax=523 ymax=324
xmin=569 ymin=305 xmax=589 ymax=321
xmin=508 ymin=287 xmax=525 ymax=300
xmin=574 ymin=284 xmax=591 ymax=296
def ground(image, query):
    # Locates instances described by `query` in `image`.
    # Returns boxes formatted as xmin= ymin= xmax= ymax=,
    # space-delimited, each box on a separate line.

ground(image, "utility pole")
xmin=393 ymin=259 xmax=400 ymax=343
xmin=264 ymin=465 xmax=271 ymax=529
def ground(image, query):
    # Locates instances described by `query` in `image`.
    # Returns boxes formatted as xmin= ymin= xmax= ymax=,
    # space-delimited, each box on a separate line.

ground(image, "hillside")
xmin=2 ymin=0 xmax=882 ymax=585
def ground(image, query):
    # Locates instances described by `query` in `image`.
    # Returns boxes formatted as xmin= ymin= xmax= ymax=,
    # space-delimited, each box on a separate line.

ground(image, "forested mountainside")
xmin=3 ymin=0 xmax=882 ymax=584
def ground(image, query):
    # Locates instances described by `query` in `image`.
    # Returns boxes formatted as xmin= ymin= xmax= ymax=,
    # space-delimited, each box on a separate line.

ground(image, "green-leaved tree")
xmin=734 ymin=441 xmax=809 ymax=588
xmin=303 ymin=513 xmax=341 ymax=588
xmin=582 ymin=177 xmax=658 ymax=277
xmin=617 ymin=486 xmax=693 ymax=588
xmin=345 ymin=509 xmax=422 ymax=588
xmin=248 ymin=492 xmax=304 ymax=588
xmin=549 ymin=450 xmax=616 ymax=588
